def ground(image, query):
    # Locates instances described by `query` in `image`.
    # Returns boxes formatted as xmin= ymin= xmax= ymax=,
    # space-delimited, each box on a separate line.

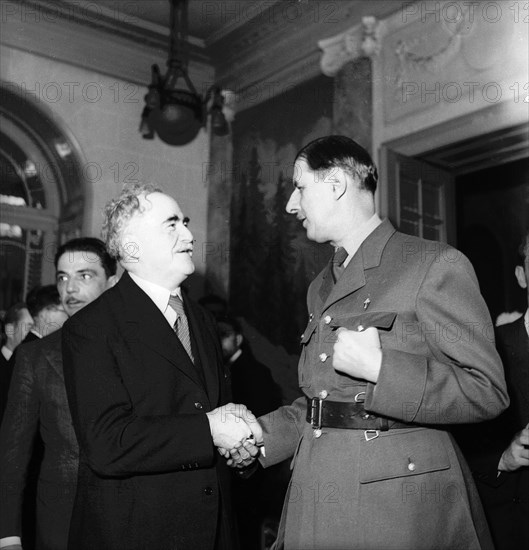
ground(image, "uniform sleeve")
xmin=0 ymin=346 xmax=40 ymax=539
xmin=365 ymin=250 xmax=509 ymax=424
xmin=62 ymin=316 xmax=215 ymax=478
xmin=258 ymin=396 xmax=306 ymax=468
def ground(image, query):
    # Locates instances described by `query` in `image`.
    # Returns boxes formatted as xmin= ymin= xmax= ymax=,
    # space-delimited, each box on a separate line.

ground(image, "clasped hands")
xmin=206 ymin=403 xmax=264 ymax=468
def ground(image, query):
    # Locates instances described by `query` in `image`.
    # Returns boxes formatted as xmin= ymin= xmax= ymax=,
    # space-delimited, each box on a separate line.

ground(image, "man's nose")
xmin=66 ymin=278 xmax=79 ymax=293
xmin=181 ymin=225 xmax=193 ymax=243
xmin=286 ymin=189 xmax=299 ymax=214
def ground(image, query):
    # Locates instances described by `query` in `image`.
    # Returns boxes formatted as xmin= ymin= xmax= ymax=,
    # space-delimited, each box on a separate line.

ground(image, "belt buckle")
xmin=364 ymin=430 xmax=379 ymax=441
xmin=309 ymin=397 xmax=322 ymax=430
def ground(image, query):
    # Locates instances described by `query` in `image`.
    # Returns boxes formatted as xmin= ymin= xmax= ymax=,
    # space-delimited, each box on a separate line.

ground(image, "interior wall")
xmin=1 ymin=45 xmax=211 ymax=297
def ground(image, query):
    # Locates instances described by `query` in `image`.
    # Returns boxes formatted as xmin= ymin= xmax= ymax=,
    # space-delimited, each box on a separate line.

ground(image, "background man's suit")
xmin=62 ymin=272 xmax=236 ymax=550
xmin=458 ymin=315 xmax=529 ymax=550
xmin=0 ymin=352 xmax=14 ymax=426
xmin=0 ymin=330 xmax=78 ymax=549
xmin=259 ymin=220 xmax=507 ymax=550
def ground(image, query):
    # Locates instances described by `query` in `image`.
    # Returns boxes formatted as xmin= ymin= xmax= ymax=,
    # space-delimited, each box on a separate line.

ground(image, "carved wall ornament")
xmin=319 ymin=16 xmax=382 ymax=77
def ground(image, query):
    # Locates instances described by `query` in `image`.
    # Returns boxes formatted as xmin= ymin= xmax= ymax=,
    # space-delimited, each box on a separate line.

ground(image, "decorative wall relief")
xmin=382 ymin=1 xmax=520 ymax=123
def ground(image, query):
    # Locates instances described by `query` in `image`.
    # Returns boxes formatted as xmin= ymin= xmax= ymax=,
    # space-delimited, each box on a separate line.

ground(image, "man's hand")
xmin=218 ymin=437 xmax=263 ymax=468
xmin=498 ymin=425 xmax=529 ymax=472
xmin=206 ymin=403 xmax=262 ymax=450
xmin=332 ymin=326 xmax=382 ymax=383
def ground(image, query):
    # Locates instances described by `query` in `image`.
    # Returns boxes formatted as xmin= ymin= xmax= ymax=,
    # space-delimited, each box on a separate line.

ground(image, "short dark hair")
xmin=54 ymin=237 xmax=117 ymax=278
xmin=25 ymin=285 xmax=61 ymax=317
xmin=295 ymin=135 xmax=378 ymax=194
xmin=3 ymin=302 xmax=28 ymax=326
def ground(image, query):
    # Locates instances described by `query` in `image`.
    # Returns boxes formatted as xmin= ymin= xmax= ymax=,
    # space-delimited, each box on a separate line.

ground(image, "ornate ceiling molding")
xmin=1 ymin=0 xmax=212 ymax=87
xmin=318 ymin=16 xmax=386 ymax=77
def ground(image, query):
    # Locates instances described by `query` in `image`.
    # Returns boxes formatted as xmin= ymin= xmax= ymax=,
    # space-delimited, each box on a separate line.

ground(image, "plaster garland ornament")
xmin=393 ymin=4 xmax=470 ymax=99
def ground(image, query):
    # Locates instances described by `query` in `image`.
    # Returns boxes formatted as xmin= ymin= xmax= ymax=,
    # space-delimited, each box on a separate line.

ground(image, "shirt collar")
xmin=129 ymin=272 xmax=182 ymax=315
xmin=341 ymin=213 xmax=383 ymax=267
xmin=1 ymin=345 xmax=12 ymax=361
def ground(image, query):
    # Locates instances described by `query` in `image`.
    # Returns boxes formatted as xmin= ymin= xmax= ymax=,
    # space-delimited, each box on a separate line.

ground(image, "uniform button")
xmin=324 ymin=315 xmax=332 ymax=324
xmin=318 ymin=390 xmax=328 ymax=399
xmin=319 ymin=353 xmax=328 ymax=362
xmin=204 ymin=486 xmax=213 ymax=495
xmin=194 ymin=402 xmax=203 ymax=410
xmin=309 ymin=313 xmax=314 ymax=321
xmin=313 ymin=429 xmax=322 ymax=438
xmin=407 ymin=462 xmax=416 ymax=472
xmin=300 ymin=333 xmax=305 ymax=340
xmin=357 ymin=325 xmax=365 ymax=332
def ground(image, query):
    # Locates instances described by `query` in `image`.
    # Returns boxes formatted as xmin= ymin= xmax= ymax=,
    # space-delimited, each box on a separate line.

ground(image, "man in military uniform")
xmin=240 ymin=136 xmax=508 ymax=550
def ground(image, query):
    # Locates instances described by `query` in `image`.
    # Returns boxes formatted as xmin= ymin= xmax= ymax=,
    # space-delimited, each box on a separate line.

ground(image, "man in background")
xmin=0 ymin=238 xmax=118 ymax=550
xmin=458 ymin=232 xmax=529 ymax=550
xmin=0 ymin=302 xmax=33 ymax=424
xmin=218 ymin=316 xmax=282 ymax=418
xmin=23 ymin=285 xmax=68 ymax=343
xmin=218 ymin=316 xmax=284 ymax=550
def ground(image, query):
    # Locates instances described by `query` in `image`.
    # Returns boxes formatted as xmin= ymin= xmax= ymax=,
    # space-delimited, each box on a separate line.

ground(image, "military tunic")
xmin=259 ymin=219 xmax=508 ymax=550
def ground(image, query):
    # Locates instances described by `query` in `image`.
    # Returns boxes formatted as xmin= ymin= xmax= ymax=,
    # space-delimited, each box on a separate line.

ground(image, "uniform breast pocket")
xmin=358 ymin=429 xmax=451 ymax=484
xmin=330 ymin=311 xmax=397 ymax=333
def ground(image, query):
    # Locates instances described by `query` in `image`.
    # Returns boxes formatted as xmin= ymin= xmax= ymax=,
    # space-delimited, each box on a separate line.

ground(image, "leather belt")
xmin=305 ymin=396 xmax=411 ymax=433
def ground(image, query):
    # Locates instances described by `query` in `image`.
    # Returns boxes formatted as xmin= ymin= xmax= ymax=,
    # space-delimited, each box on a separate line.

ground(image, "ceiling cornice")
xmin=1 ymin=0 xmax=213 ymax=87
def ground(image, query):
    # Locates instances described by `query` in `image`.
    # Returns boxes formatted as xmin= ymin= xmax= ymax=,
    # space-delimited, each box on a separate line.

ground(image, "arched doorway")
xmin=0 ymin=83 xmax=86 ymax=311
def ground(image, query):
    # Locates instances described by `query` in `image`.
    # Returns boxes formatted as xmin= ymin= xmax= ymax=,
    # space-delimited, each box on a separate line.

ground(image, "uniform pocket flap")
xmin=359 ymin=430 xmax=451 ymax=484
xmin=331 ymin=311 xmax=397 ymax=332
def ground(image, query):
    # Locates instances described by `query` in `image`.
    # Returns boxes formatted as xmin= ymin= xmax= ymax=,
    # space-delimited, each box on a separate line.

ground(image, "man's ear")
xmin=329 ymin=167 xmax=348 ymax=200
xmin=515 ymin=265 xmax=527 ymax=289
xmin=236 ymin=334 xmax=243 ymax=348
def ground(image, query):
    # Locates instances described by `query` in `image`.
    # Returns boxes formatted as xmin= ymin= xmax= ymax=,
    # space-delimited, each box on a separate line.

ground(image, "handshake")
xmin=206 ymin=403 xmax=264 ymax=468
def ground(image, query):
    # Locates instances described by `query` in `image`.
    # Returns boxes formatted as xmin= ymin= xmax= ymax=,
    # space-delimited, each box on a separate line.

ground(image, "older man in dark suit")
xmin=0 ymin=238 xmax=118 ymax=550
xmin=238 ymin=136 xmax=508 ymax=550
xmin=61 ymin=184 xmax=261 ymax=550
xmin=458 ymin=233 xmax=529 ymax=550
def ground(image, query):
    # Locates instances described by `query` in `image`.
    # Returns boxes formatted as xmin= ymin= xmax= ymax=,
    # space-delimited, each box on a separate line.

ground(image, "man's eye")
xmin=57 ymin=276 xmax=67 ymax=283
xmin=183 ymin=216 xmax=190 ymax=227
xmin=81 ymin=274 xmax=92 ymax=280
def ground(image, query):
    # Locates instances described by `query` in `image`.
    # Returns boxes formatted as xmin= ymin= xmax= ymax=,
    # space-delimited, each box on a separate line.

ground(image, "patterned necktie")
xmin=168 ymin=294 xmax=195 ymax=363
xmin=331 ymin=247 xmax=348 ymax=283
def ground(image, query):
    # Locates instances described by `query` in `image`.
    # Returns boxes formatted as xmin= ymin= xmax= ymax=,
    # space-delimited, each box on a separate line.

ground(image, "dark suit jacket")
xmin=0 ymin=351 xmax=15 ymax=427
xmin=459 ymin=315 xmax=529 ymax=550
xmin=62 ymin=272 xmax=236 ymax=550
xmin=0 ymin=330 xmax=78 ymax=550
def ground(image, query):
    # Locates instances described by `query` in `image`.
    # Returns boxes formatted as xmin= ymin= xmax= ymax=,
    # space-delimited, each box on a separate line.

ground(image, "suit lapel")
xmin=115 ymin=273 xmax=204 ymax=388
xmin=185 ymin=297 xmax=220 ymax=405
xmin=321 ymin=219 xmax=396 ymax=312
